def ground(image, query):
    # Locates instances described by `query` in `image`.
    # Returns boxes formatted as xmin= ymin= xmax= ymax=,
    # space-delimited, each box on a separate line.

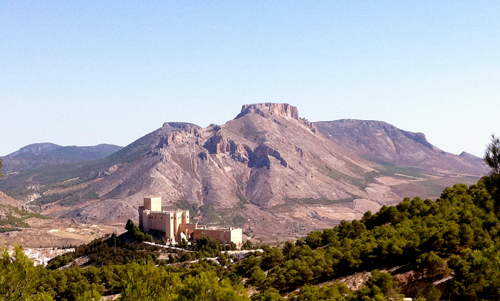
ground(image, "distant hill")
xmin=1 ymin=143 xmax=123 ymax=173
xmin=315 ymin=119 xmax=488 ymax=177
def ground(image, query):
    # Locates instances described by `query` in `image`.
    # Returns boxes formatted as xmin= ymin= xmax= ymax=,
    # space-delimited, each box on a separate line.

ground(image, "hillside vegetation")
xmin=1 ymin=172 xmax=500 ymax=300
xmin=2 ymin=136 xmax=500 ymax=300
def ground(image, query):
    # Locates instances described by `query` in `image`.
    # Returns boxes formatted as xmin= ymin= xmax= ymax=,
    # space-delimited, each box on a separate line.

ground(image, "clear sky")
xmin=1 ymin=1 xmax=499 ymax=157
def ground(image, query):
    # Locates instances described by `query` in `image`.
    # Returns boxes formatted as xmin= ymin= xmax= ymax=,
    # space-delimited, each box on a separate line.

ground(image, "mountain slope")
xmin=0 ymin=104 xmax=488 ymax=241
xmin=0 ymin=190 xmax=49 ymax=230
xmin=315 ymin=119 xmax=488 ymax=176
xmin=53 ymin=104 xmax=381 ymax=233
xmin=0 ymin=190 xmax=24 ymax=209
xmin=1 ymin=143 xmax=123 ymax=173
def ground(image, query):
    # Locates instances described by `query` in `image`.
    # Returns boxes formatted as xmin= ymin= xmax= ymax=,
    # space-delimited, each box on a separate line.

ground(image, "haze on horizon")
xmin=1 ymin=1 xmax=499 ymax=158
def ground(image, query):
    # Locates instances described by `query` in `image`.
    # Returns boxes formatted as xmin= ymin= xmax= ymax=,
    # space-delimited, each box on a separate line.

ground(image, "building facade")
xmin=138 ymin=197 xmax=242 ymax=248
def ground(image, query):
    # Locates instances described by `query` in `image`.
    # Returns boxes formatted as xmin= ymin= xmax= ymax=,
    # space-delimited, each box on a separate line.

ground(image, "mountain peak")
xmin=236 ymin=103 xmax=300 ymax=120
xmin=6 ymin=143 xmax=61 ymax=158
xmin=459 ymin=151 xmax=476 ymax=158
xmin=161 ymin=122 xmax=201 ymax=132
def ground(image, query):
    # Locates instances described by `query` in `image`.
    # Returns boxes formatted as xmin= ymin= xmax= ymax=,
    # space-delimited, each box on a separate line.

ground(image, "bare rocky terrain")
xmin=0 ymin=103 xmax=488 ymax=244
xmin=0 ymin=189 xmax=118 ymax=247
xmin=0 ymin=218 xmax=121 ymax=248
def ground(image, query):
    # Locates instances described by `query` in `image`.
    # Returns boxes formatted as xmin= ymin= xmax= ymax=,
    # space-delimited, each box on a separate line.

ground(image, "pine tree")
xmin=485 ymin=134 xmax=500 ymax=175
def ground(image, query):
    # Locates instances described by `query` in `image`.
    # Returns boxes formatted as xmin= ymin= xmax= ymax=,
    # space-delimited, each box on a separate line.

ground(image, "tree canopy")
xmin=3 ymin=173 xmax=500 ymax=300
xmin=3 ymin=139 xmax=500 ymax=300
xmin=485 ymin=134 xmax=500 ymax=175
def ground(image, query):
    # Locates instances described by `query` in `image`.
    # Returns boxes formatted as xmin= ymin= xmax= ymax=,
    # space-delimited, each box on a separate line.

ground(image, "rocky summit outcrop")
xmin=236 ymin=103 xmax=300 ymax=120
xmin=236 ymin=103 xmax=317 ymax=133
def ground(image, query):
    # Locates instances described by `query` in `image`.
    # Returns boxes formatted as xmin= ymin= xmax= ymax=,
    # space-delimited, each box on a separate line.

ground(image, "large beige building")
xmin=138 ymin=197 xmax=243 ymax=248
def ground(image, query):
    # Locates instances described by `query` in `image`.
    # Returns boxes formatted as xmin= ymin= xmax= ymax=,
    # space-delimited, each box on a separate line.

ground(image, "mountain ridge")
xmin=1 ymin=143 xmax=123 ymax=173
xmin=315 ymin=119 xmax=487 ymax=176
xmin=0 ymin=103 xmax=488 ymax=241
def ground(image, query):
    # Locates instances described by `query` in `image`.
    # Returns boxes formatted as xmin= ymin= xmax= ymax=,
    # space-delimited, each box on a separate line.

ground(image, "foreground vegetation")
xmin=2 ymin=137 xmax=500 ymax=300
xmin=1 ymin=173 xmax=499 ymax=300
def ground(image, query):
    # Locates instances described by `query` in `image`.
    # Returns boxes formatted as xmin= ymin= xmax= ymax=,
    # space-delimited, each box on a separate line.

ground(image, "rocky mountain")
xmin=0 ymin=104 xmax=488 ymax=242
xmin=91 ymin=104 xmax=374 ymax=207
xmin=1 ymin=143 xmax=123 ymax=173
xmin=315 ymin=119 xmax=488 ymax=176
xmin=38 ymin=104 xmax=377 ymax=235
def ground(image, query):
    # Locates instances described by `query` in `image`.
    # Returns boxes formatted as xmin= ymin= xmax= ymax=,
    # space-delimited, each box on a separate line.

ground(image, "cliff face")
xmin=236 ymin=103 xmax=300 ymax=120
xmin=236 ymin=103 xmax=317 ymax=132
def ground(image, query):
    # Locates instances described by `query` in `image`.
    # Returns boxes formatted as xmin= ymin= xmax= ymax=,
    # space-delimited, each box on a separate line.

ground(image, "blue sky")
xmin=1 ymin=1 xmax=499 ymax=157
